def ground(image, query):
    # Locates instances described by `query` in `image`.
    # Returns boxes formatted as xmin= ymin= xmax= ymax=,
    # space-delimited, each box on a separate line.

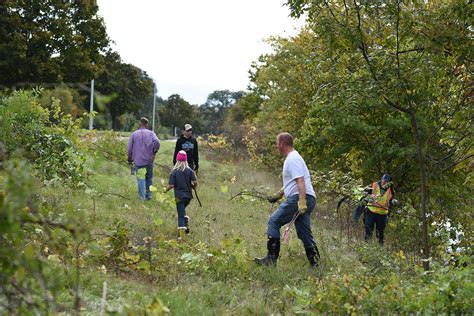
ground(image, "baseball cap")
xmin=184 ymin=124 xmax=192 ymax=131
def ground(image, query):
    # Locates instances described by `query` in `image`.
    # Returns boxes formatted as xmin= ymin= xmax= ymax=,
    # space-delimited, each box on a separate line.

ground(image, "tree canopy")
xmin=0 ymin=0 xmax=109 ymax=87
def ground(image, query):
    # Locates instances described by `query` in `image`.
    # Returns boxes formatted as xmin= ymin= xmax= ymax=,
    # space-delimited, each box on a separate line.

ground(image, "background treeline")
xmin=0 ymin=0 xmax=245 ymax=134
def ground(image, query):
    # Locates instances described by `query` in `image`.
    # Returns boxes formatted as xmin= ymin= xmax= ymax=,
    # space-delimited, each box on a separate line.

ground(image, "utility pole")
xmin=89 ymin=79 xmax=94 ymax=130
xmin=152 ymin=82 xmax=156 ymax=132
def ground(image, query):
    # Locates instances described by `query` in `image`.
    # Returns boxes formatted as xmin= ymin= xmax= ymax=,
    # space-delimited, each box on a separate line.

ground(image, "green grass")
xmin=38 ymin=140 xmax=473 ymax=315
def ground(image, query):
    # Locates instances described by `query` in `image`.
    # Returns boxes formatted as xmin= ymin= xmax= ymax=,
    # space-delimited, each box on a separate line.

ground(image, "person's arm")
xmin=296 ymin=177 xmax=307 ymax=214
xmin=153 ymin=133 xmax=161 ymax=154
xmin=194 ymin=138 xmax=199 ymax=171
xmin=191 ymin=170 xmax=198 ymax=188
xmin=127 ymin=134 xmax=134 ymax=164
xmin=164 ymin=171 xmax=176 ymax=193
xmin=164 ymin=184 xmax=174 ymax=193
xmin=288 ymin=158 xmax=307 ymax=214
xmin=389 ymin=187 xmax=399 ymax=207
xmin=268 ymin=187 xmax=284 ymax=203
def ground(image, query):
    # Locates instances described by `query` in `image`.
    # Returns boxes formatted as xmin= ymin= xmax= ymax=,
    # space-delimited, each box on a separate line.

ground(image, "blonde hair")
xmin=173 ymin=160 xmax=188 ymax=172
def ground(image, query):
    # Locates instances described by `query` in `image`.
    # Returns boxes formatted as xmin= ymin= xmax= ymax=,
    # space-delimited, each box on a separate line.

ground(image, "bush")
xmin=0 ymin=90 xmax=85 ymax=185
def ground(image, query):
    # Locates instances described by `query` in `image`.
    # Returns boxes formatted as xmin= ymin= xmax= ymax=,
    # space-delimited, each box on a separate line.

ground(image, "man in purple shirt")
xmin=128 ymin=117 xmax=161 ymax=200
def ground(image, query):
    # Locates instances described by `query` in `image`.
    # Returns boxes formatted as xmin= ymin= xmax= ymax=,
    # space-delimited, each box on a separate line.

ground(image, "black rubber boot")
xmin=255 ymin=237 xmax=280 ymax=266
xmin=305 ymin=245 xmax=320 ymax=267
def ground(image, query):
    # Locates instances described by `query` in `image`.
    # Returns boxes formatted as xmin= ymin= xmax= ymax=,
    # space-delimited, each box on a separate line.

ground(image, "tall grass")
xmin=39 ymin=139 xmax=473 ymax=314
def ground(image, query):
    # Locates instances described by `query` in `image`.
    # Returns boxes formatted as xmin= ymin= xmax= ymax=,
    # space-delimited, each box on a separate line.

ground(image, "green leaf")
xmin=220 ymin=185 xmax=228 ymax=193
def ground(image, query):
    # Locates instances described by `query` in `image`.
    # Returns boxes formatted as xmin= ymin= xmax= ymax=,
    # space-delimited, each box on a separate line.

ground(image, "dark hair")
xmin=277 ymin=132 xmax=293 ymax=147
xmin=140 ymin=117 xmax=149 ymax=125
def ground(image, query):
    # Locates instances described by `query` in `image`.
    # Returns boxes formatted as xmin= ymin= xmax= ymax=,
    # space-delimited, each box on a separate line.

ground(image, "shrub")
xmin=0 ymin=90 xmax=85 ymax=185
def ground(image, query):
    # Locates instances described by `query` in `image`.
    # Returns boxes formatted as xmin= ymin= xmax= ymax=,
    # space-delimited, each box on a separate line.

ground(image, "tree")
xmin=40 ymin=85 xmax=83 ymax=120
xmin=199 ymin=90 xmax=245 ymax=134
xmin=94 ymin=52 xmax=154 ymax=130
xmin=159 ymin=94 xmax=200 ymax=134
xmin=227 ymin=93 xmax=262 ymax=123
xmin=236 ymin=0 xmax=472 ymax=270
xmin=0 ymin=0 xmax=109 ymax=88
xmin=280 ymin=0 xmax=472 ymax=270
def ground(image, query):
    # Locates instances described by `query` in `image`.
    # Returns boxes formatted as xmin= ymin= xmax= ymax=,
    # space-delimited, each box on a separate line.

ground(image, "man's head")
xmin=276 ymin=132 xmax=294 ymax=156
xmin=381 ymin=174 xmax=391 ymax=188
xmin=140 ymin=117 xmax=149 ymax=128
xmin=184 ymin=123 xmax=193 ymax=138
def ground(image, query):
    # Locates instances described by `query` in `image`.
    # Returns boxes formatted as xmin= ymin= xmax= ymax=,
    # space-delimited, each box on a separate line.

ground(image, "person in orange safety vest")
xmin=363 ymin=174 xmax=398 ymax=245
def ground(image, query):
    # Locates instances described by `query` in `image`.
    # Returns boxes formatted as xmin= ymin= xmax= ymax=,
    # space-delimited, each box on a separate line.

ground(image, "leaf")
xmin=47 ymin=254 xmax=61 ymax=263
xmin=145 ymin=297 xmax=170 ymax=314
xmin=220 ymin=185 xmax=228 ymax=193
xmin=137 ymin=260 xmax=151 ymax=273
xmin=153 ymin=214 xmax=163 ymax=226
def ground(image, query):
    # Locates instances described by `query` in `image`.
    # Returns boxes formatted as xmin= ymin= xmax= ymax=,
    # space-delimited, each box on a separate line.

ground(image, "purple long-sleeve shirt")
xmin=128 ymin=128 xmax=160 ymax=166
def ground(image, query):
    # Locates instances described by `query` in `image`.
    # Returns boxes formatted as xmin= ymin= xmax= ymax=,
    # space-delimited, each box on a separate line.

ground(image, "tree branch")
xmin=397 ymin=47 xmax=425 ymax=54
xmin=442 ymin=153 xmax=474 ymax=172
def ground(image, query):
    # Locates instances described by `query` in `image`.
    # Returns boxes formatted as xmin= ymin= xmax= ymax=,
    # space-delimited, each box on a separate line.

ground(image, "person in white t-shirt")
xmin=255 ymin=132 xmax=320 ymax=267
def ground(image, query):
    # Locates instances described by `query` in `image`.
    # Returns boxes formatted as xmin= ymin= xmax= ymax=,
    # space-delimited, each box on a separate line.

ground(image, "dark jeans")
xmin=135 ymin=164 xmax=153 ymax=200
xmin=364 ymin=210 xmax=387 ymax=245
xmin=176 ymin=197 xmax=191 ymax=228
xmin=267 ymin=194 xmax=317 ymax=248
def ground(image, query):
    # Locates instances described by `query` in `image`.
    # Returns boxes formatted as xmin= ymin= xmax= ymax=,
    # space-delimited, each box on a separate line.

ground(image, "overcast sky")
xmin=96 ymin=0 xmax=303 ymax=105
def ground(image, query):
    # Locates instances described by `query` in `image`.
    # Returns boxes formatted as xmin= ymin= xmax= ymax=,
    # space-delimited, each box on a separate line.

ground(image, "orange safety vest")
xmin=367 ymin=182 xmax=392 ymax=215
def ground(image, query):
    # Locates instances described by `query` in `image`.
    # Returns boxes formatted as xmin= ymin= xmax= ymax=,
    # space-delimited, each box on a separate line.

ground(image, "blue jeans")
xmin=176 ymin=197 xmax=191 ymax=228
xmin=267 ymin=194 xmax=316 ymax=248
xmin=135 ymin=164 xmax=153 ymax=200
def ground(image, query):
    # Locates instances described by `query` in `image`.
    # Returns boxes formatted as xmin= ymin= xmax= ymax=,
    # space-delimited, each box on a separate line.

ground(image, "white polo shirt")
xmin=282 ymin=150 xmax=315 ymax=198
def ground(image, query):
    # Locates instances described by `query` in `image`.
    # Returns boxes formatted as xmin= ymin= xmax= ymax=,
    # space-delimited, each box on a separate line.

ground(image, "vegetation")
xmin=0 ymin=0 xmax=472 ymax=314
xmin=0 ymin=92 xmax=473 ymax=314
xmin=227 ymin=0 xmax=472 ymax=270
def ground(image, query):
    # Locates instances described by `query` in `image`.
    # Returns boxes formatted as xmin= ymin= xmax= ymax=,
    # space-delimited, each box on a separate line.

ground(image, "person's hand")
xmin=358 ymin=198 xmax=368 ymax=207
xmin=367 ymin=194 xmax=376 ymax=203
xmin=297 ymin=199 xmax=307 ymax=215
xmin=268 ymin=193 xmax=282 ymax=204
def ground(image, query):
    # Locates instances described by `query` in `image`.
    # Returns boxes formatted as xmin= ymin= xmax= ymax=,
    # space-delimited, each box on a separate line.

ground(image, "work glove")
xmin=358 ymin=196 xmax=368 ymax=207
xmin=268 ymin=194 xmax=282 ymax=204
xmin=163 ymin=187 xmax=169 ymax=193
xmin=297 ymin=199 xmax=307 ymax=215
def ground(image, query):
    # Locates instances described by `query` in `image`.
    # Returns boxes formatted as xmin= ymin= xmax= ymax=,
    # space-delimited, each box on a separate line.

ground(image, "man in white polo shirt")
xmin=255 ymin=132 xmax=320 ymax=267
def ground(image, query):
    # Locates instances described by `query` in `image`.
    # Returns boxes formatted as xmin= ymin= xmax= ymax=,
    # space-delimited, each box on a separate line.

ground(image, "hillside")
xmin=31 ymin=139 xmax=471 ymax=314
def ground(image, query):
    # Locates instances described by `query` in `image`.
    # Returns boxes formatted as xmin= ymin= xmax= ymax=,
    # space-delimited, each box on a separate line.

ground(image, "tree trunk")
xmin=409 ymin=111 xmax=430 ymax=271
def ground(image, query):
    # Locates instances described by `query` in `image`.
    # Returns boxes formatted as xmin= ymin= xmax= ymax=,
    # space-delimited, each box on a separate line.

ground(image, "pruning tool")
xmin=283 ymin=210 xmax=300 ymax=243
xmin=193 ymin=187 xmax=202 ymax=207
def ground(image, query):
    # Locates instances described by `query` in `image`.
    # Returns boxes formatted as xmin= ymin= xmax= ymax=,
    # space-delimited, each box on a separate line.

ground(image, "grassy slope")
xmin=41 ymin=140 xmax=472 ymax=315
